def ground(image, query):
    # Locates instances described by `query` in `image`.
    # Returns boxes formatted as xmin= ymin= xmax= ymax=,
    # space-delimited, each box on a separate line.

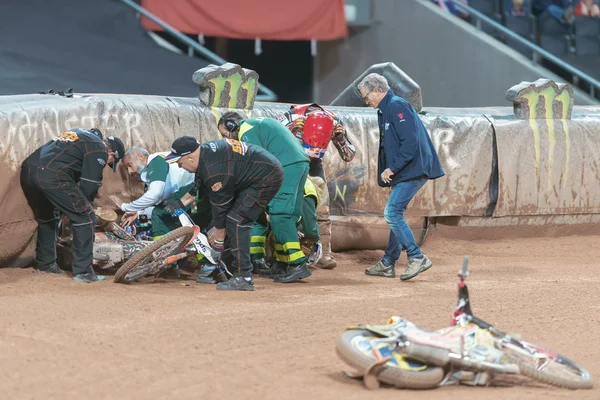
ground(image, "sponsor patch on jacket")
xmin=211 ymin=182 xmax=223 ymax=192
xmin=397 ymin=113 xmax=405 ymax=122
xmin=97 ymin=158 xmax=106 ymax=166
xmin=209 ymin=142 xmax=217 ymax=152
xmin=384 ymin=123 xmax=390 ymax=130
xmin=54 ymin=131 xmax=79 ymax=143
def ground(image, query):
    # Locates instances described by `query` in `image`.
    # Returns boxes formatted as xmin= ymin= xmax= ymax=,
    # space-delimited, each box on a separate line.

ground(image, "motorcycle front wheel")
xmin=113 ymin=226 xmax=196 ymax=284
xmin=336 ymin=329 xmax=444 ymax=389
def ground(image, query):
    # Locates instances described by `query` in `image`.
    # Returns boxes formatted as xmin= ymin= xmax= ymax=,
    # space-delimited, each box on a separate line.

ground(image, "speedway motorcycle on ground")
xmin=336 ymin=256 xmax=593 ymax=390
xmin=56 ymin=207 xmax=153 ymax=272
xmin=113 ymin=208 xmax=231 ymax=284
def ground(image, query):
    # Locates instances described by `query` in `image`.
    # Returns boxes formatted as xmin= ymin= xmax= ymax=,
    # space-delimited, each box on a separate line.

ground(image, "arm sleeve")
xmin=121 ymin=181 xmax=166 ymax=212
xmin=204 ymin=176 xmax=234 ymax=229
xmin=121 ymin=157 xmax=169 ymax=211
xmin=79 ymin=150 xmax=107 ymax=202
xmin=388 ymin=103 xmax=419 ymax=174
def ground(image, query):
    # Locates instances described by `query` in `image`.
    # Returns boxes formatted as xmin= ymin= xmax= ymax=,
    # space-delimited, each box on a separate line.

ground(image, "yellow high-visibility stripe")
xmin=250 ymin=247 xmax=265 ymax=254
xmin=153 ymin=235 xmax=164 ymax=241
xmin=283 ymin=242 xmax=301 ymax=251
xmin=288 ymin=250 xmax=305 ymax=262
xmin=275 ymin=242 xmax=302 ymax=252
xmin=250 ymin=236 xmax=266 ymax=243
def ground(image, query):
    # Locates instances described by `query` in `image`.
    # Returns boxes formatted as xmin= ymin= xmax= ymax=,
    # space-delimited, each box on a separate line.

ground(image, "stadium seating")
xmin=469 ymin=0 xmax=504 ymax=36
xmin=505 ymin=14 xmax=536 ymax=57
xmin=574 ymin=17 xmax=600 ymax=56
xmin=538 ymin=14 xmax=571 ymax=57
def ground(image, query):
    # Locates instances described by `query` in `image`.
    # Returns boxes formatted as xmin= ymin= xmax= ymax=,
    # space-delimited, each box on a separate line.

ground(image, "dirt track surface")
xmin=1 ymin=227 xmax=599 ymax=400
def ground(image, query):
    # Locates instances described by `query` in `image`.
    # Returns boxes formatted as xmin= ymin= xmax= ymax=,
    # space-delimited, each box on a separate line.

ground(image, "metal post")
xmin=255 ymin=38 xmax=263 ymax=56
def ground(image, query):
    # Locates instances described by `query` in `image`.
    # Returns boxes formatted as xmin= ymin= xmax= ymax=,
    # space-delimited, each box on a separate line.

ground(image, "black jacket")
xmin=23 ymin=128 xmax=108 ymax=201
xmin=191 ymin=139 xmax=283 ymax=229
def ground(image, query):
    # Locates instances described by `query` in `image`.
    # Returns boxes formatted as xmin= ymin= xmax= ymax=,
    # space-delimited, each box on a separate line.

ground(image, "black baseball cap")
xmin=165 ymin=136 xmax=200 ymax=163
xmin=106 ymin=136 xmax=126 ymax=172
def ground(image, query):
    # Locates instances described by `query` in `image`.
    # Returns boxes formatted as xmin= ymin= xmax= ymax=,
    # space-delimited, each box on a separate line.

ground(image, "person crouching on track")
xmin=108 ymin=146 xmax=214 ymax=278
xmin=164 ymin=136 xmax=284 ymax=291
xmin=217 ymin=112 xmax=312 ymax=284
xmin=20 ymin=128 xmax=125 ymax=282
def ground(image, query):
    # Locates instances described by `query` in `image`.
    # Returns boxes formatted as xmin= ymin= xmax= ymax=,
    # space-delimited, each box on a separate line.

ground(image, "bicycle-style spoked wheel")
xmin=503 ymin=338 xmax=594 ymax=389
xmin=113 ymin=226 xmax=196 ymax=284
xmin=336 ymin=329 xmax=445 ymax=389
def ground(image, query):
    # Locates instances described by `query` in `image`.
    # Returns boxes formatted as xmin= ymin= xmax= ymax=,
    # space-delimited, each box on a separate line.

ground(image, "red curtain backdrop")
xmin=140 ymin=0 xmax=348 ymax=41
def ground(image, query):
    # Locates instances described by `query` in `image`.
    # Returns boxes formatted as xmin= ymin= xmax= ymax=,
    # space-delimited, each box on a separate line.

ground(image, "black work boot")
xmin=216 ymin=276 xmax=255 ymax=291
xmin=37 ymin=262 xmax=64 ymax=274
xmin=274 ymin=262 xmax=312 ymax=283
xmin=259 ymin=261 xmax=288 ymax=278
xmin=251 ymin=258 xmax=270 ymax=275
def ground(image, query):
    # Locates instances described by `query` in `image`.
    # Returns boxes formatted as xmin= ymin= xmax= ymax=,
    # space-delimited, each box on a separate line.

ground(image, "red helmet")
xmin=302 ymin=111 xmax=334 ymax=158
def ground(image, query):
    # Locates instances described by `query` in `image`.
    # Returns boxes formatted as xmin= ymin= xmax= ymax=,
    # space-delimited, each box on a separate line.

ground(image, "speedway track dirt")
xmin=1 ymin=227 xmax=599 ymax=400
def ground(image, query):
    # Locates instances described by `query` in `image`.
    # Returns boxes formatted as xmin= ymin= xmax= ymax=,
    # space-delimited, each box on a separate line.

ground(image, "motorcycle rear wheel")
xmin=113 ymin=226 xmax=196 ymax=284
xmin=336 ymin=329 xmax=444 ymax=389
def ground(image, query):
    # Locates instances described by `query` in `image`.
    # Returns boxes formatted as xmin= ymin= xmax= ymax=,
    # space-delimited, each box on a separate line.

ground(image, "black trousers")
xmin=225 ymin=172 xmax=283 ymax=277
xmin=20 ymin=163 xmax=96 ymax=275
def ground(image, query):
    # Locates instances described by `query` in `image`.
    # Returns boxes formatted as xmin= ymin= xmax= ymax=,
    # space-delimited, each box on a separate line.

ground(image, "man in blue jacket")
xmin=358 ymin=73 xmax=445 ymax=281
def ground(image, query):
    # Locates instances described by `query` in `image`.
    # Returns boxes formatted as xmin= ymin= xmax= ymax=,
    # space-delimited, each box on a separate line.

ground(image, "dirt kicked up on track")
xmin=1 ymin=226 xmax=599 ymax=400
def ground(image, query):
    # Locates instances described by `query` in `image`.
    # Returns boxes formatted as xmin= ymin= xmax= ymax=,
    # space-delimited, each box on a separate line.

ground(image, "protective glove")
xmin=332 ymin=122 xmax=346 ymax=143
xmin=164 ymin=199 xmax=184 ymax=215
xmin=289 ymin=116 xmax=306 ymax=134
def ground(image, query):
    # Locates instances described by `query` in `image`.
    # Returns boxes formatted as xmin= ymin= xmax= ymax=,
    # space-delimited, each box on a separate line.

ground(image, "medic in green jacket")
xmin=217 ymin=112 xmax=312 ymax=284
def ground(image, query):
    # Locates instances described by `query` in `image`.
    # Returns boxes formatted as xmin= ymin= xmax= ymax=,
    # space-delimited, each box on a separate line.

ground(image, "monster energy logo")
xmin=193 ymin=63 xmax=259 ymax=109
xmin=507 ymin=80 xmax=573 ymax=197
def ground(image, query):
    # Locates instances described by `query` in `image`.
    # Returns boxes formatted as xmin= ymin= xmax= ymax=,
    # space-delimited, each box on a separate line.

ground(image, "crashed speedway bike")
xmin=113 ymin=209 xmax=231 ymax=284
xmin=336 ymin=256 xmax=593 ymax=390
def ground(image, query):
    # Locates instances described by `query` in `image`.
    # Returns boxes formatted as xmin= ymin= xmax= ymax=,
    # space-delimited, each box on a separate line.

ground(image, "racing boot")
xmin=216 ymin=276 xmax=255 ymax=291
xmin=315 ymin=207 xmax=337 ymax=270
xmin=274 ymin=261 xmax=312 ymax=283
xmin=73 ymin=269 xmax=106 ymax=283
xmin=37 ymin=262 xmax=64 ymax=274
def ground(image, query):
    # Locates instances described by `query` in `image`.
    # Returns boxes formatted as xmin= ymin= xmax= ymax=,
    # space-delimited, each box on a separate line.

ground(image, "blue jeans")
xmin=381 ymin=178 xmax=427 ymax=266
xmin=547 ymin=5 xmax=565 ymax=22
